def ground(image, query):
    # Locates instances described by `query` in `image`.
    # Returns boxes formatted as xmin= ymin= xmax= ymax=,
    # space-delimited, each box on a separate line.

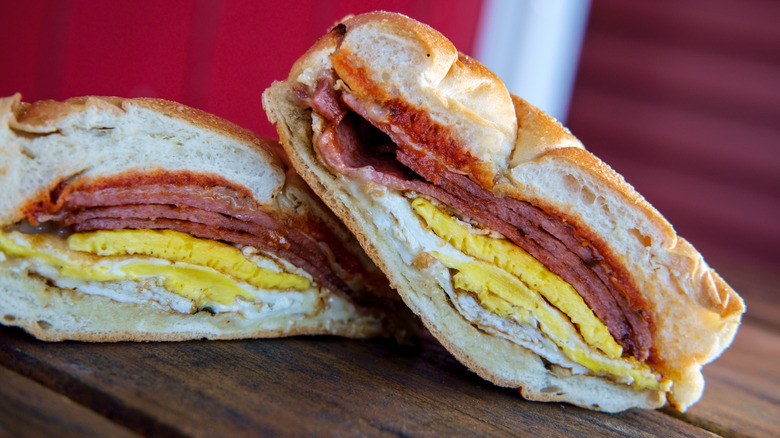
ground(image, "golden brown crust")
xmin=9 ymin=95 xmax=123 ymax=133
xmin=344 ymin=11 xmax=449 ymax=43
xmin=509 ymin=95 xmax=581 ymax=164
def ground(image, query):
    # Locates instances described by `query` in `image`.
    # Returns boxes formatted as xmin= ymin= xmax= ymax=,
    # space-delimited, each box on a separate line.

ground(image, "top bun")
xmin=0 ymin=93 xmax=286 ymax=227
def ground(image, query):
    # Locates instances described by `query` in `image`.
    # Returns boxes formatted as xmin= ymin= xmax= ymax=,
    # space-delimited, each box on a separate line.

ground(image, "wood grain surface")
xmin=1 ymin=261 xmax=777 ymax=438
xmin=0 ymin=328 xmax=718 ymax=438
xmin=0 ymin=366 xmax=140 ymax=438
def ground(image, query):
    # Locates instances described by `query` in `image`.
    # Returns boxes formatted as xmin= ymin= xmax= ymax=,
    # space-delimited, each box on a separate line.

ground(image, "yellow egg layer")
xmin=0 ymin=231 xmax=118 ymax=281
xmin=68 ymin=229 xmax=310 ymax=291
xmin=411 ymin=198 xmax=668 ymax=391
xmin=0 ymin=229 xmax=311 ymax=306
xmin=120 ymin=261 xmax=256 ymax=305
xmin=411 ymin=197 xmax=621 ymax=357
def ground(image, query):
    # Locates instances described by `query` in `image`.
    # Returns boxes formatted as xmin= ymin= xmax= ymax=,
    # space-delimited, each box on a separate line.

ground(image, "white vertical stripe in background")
xmin=474 ymin=0 xmax=591 ymax=123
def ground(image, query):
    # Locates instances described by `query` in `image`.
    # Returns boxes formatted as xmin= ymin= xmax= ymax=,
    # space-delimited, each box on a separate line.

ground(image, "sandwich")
xmin=0 ymin=93 xmax=409 ymax=342
xmin=262 ymin=11 xmax=745 ymax=412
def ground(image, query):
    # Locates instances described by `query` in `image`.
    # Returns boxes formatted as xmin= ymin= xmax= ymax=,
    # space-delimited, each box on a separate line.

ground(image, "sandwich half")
xmin=262 ymin=11 xmax=745 ymax=412
xmin=0 ymin=93 xmax=407 ymax=342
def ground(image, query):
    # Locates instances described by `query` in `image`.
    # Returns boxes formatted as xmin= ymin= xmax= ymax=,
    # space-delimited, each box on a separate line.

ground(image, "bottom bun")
xmin=0 ymin=265 xmax=385 ymax=342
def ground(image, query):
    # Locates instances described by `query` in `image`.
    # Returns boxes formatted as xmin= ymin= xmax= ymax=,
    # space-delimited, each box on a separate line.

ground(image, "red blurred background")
xmin=1 ymin=0 xmax=778 ymax=272
xmin=0 ymin=0 xmax=481 ymax=137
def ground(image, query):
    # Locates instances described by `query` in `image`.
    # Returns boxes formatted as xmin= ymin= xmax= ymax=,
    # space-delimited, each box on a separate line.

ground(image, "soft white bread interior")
xmin=263 ymin=11 xmax=744 ymax=412
xmin=0 ymin=94 xmax=284 ymax=225
xmin=0 ymin=93 xmax=394 ymax=342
